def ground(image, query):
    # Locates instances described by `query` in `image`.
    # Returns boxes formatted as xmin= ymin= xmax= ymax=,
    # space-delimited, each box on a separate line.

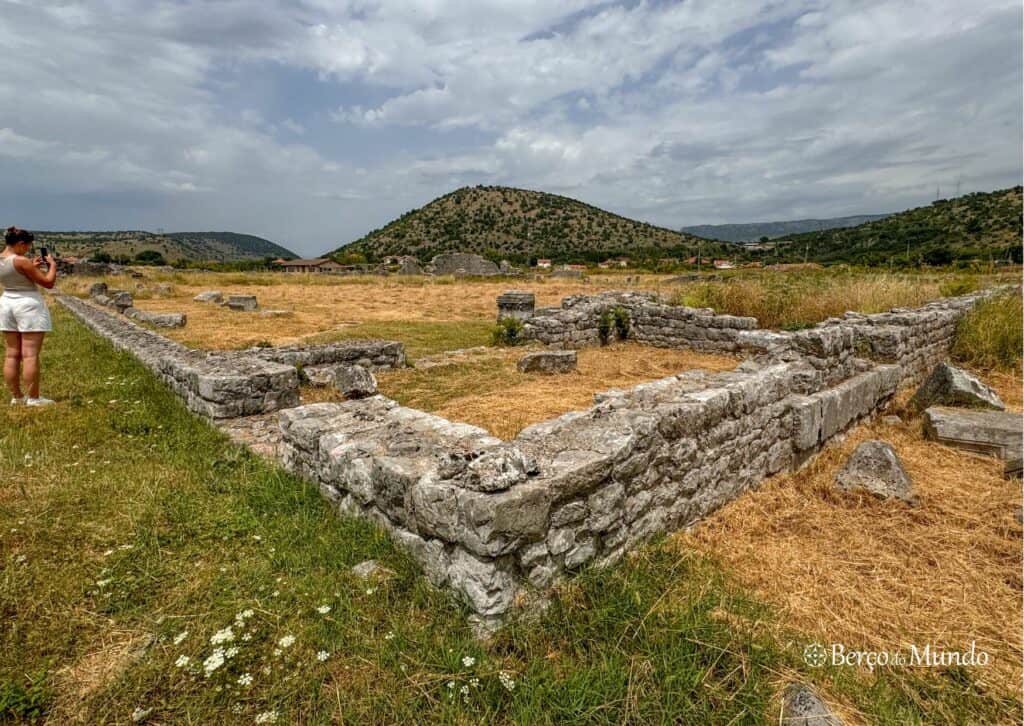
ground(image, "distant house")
xmin=275 ymin=258 xmax=345 ymax=273
xmin=598 ymin=257 xmax=630 ymax=269
xmin=713 ymin=259 xmax=735 ymax=270
xmin=535 ymin=258 xmax=552 ymax=269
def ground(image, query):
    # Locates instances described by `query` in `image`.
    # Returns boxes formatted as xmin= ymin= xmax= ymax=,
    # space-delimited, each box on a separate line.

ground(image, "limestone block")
xmin=333 ymin=364 xmax=378 ymax=399
xmin=923 ymin=407 xmax=1023 ymax=460
xmin=911 ymin=363 xmax=1005 ymax=411
xmin=835 ymin=440 xmax=917 ymax=505
xmin=225 ymin=294 xmax=258 ymax=311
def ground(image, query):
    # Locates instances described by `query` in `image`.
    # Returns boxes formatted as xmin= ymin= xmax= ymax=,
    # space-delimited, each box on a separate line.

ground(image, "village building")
xmin=713 ymin=259 xmax=736 ymax=270
xmin=535 ymin=258 xmax=553 ymax=269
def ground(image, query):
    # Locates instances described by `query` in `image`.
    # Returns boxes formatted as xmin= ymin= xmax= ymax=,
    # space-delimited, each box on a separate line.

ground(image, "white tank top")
xmin=0 ymin=255 xmax=37 ymax=292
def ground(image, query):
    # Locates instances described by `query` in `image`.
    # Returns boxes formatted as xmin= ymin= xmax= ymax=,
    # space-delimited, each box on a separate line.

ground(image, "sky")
xmin=1 ymin=1 xmax=1020 ymax=257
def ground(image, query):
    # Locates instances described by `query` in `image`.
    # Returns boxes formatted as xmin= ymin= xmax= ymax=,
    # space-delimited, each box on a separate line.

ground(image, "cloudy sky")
xmin=1 ymin=1 xmax=1020 ymax=256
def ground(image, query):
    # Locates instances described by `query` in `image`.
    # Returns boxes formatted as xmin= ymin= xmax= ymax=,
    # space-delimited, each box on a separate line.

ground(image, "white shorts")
xmin=0 ymin=291 xmax=53 ymax=332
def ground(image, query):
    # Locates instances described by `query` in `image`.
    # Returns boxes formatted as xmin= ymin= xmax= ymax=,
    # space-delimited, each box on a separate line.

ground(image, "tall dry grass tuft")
xmin=952 ymin=292 xmax=1023 ymax=373
xmin=670 ymin=273 xmax=944 ymax=329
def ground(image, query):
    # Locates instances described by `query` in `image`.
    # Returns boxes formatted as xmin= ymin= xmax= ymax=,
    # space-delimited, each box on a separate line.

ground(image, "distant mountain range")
xmin=682 ymin=214 xmax=892 ymax=243
xmin=33 ymin=230 xmax=297 ymax=263
xmin=333 ymin=185 xmax=732 ymax=263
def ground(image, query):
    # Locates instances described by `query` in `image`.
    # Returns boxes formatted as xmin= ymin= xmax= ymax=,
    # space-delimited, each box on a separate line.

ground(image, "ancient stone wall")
xmin=58 ymin=295 xmax=300 ymax=419
xmin=278 ymin=287 xmax=1007 ymax=630
xmin=56 ymin=295 xmax=406 ymax=419
xmin=522 ymin=291 xmax=759 ymax=352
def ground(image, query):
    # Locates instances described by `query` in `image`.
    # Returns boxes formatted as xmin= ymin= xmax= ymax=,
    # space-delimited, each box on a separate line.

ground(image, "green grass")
xmin=952 ymin=292 xmax=1024 ymax=372
xmin=307 ymin=320 xmax=495 ymax=360
xmin=0 ymin=309 xmax=1018 ymax=723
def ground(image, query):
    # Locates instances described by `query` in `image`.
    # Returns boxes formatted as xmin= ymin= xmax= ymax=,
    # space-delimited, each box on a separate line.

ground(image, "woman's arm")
xmin=14 ymin=255 xmax=57 ymax=289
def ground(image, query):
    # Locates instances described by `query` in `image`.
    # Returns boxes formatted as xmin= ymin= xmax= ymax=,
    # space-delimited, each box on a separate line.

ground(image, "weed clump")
xmin=951 ymin=292 xmax=1023 ymax=372
xmin=491 ymin=317 xmax=525 ymax=346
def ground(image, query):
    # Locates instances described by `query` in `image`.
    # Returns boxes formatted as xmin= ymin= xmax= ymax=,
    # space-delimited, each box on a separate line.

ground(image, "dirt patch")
xmin=51 ymin=629 xmax=153 ymax=721
xmin=677 ymin=369 xmax=1023 ymax=693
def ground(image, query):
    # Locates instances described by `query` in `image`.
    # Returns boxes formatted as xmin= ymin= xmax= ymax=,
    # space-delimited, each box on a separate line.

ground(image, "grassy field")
xmin=57 ymin=268 xmax=1019 ymax=354
xmin=2 ymin=306 xmax=1022 ymax=723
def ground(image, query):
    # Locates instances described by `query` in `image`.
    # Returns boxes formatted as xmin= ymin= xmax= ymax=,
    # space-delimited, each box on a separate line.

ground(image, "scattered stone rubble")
xmin=910 ymin=362 xmax=1005 ymax=411
xmin=88 ymin=281 xmax=186 ymax=327
xmin=334 ymin=364 xmax=378 ymax=398
xmin=57 ymin=283 xmax=1014 ymax=631
xmin=430 ymin=253 xmax=500 ymax=276
xmin=193 ymin=290 xmax=223 ymax=303
xmin=517 ymin=350 xmax=577 ymax=374
xmin=835 ymin=440 xmax=917 ymax=505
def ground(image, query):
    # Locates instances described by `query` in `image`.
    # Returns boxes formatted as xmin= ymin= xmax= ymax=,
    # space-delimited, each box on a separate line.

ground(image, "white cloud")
xmin=0 ymin=0 xmax=1019 ymax=254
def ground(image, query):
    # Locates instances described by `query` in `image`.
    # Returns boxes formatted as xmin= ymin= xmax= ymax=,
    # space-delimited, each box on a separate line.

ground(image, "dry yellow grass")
xmin=58 ymin=272 xmax=669 ymax=349
xmin=678 ymin=369 xmax=1023 ymax=694
xmin=305 ymin=343 xmax=739 ymax=439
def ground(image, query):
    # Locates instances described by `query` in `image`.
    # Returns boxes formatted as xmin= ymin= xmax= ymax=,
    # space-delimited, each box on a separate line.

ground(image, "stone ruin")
xmin=88 ymin=282 xmax=186 ymax=328
xmin=56 ymin=284 xmax=1016 ymax=633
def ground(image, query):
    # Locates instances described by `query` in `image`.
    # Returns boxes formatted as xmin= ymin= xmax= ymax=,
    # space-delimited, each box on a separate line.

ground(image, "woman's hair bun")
xmin=4 ymin=226 xmax=34 ymax=245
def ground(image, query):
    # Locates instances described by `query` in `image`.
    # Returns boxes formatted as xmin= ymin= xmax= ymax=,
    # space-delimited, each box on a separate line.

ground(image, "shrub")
xmin=612 ymin=306 xmax=630 ymax=340
xmin=951 ymin=293 xmax=1023 ymax=372
xmin=598 ymin=309 xmax=613 ymax=345
xmin=491 ymin=317 xmax=525 ymax=346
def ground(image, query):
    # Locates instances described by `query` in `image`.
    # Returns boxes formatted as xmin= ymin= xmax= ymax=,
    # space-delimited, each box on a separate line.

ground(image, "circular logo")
xmin=803 ymin=643 xmax=828 ymax=668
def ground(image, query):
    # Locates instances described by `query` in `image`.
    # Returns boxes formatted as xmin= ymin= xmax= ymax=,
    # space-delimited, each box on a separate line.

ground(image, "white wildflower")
xmin=254 ymin=711 xmax=278 ymax=724
xmin=236 ymin=608 xmax=255 ymax=620
xmin=225 ymin=647 xmax=239 ymax=659
xmin=446 ymin=681 xmax=455 ymax=689
xmin=499 ymin=671 xmax=516 ymax=691
xmin=175 ymin=655 xmax=190 ymax=668
xmin=461 ymin=656 xmax=475 ymax=668
xmin=384 ymin=631 xmax=395 ymax=641
xmin=96 ymin=578 xmax=112 ymax=588
xmin=237 ymin=673 xmax=253 ymax=687
xmin=316 ymin=651 xmax=330 ymax=662
xmin=470 ymin=677 xmax=480 ymax=688
xmin=173 ymin=631 xmax=188 ymax=645
xmin=365 ymin=588 xmax=375 ymax=595
xmin=202 ymin=649 xmax=226 ymax=676
xmin=210 ymin=626 xmax=235 ymax=645
xmin=278 ymin=635 xmax=295 ymax=648
xmin=131 ymin=706 xmax=152 ymax=722
xmin=272 ymin=648 xmax=282 ymax=658
xmin=316 ymin=605 xmax=331 ymax=615
xmin=242 ymin=633 xmax=252 ymax=642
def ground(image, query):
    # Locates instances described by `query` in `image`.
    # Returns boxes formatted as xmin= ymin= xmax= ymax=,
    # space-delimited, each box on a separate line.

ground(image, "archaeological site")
xmin=54 ymin=282 xmax=1020 ymax=633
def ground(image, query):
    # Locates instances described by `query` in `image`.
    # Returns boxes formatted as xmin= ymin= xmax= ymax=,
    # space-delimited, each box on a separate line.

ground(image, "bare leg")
xmin=20 ymin=332 xmax=45 ymax=399
xmin=3 ymin=332 xmax=22 ymax=399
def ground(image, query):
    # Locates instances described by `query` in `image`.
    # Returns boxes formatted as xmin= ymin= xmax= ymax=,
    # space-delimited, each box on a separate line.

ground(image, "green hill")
xmin=333 ymin=185 xmax=732 ymax=264
xmin=769 ymin=187 xmax=1022 ymax=266
xmin=33 ymin=230 xmax=297 ymax=263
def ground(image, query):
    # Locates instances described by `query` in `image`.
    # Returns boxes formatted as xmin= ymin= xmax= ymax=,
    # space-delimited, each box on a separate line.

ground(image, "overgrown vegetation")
xmin=491 ymin=317 xmax=526 ymax=346
xmin=0 ymin=310 xmax=1018 ymax=722
xmin=952 ymin=292 xmax=1023 ymax=372
xmin=668 ymin=272 xmax=980 ymax=329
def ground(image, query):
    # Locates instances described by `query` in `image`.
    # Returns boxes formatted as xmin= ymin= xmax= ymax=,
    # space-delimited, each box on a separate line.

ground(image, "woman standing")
xmin=1 ymin=227 xmax=57 ymax=406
